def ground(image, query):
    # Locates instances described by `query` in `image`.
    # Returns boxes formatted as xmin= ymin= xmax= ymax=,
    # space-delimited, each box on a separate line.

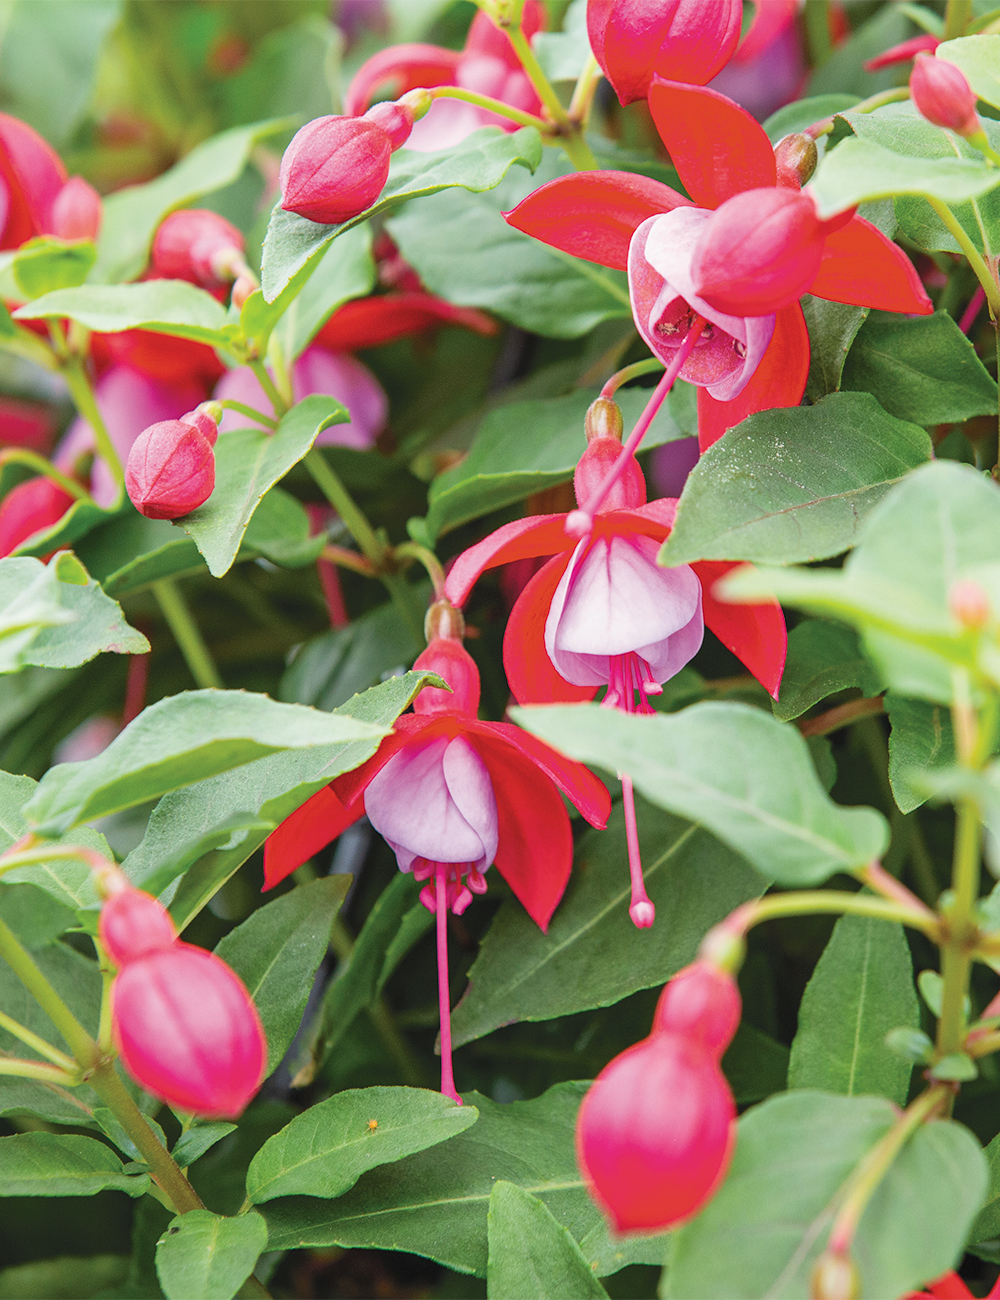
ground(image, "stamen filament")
xmin=621 ymin=775 xmax=655 ymax=928
xmin=435 ymin=866 xmax=461 ymax=1105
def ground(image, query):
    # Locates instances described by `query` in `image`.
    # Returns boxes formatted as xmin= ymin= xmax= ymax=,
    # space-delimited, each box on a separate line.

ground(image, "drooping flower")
xmin=445 ymin=414 xmax=785 ymax=924
xmin=263 ymin=601 xmax=611 ymax=1101
xmin=587 ymin=0 xmax=742 ymax=105
xmin=343 ymin=2 xmax=545 ymax=152
xmin=504 ymin=80 xmax=932 ymax=449
xmin=865 ymin=33 xmax=941 ymax=72
xmin=315 ymin=291 xmax=497 ymax=351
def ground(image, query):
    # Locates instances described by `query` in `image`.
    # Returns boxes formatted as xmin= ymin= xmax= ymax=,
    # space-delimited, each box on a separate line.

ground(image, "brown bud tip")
xmin=811 ymin=1250 xmax=860 ymax=1300
xmin=424 ymin=597 xmax=465 ymax=644
xmin=774 ymin=133 xmax=819 ymax=189
xmin=585 ymin=397 xmax=624 ymax=443
xmin=949 ymin=578 xmax=990 ymax=629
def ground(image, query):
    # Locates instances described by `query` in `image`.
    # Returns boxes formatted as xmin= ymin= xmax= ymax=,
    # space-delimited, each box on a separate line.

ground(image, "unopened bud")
xmin=100 ymin=887 xmax=177 ymax=966
xmin=654 ymin=961 xmax=742 ymax=1058
xmin=231 ymin=273 xmax=255 ymax=310
xmin=910 ymin=53 xmax=980 ymax=137
xmin=280 ymin=114 xmax=393 ymax=226
xmin=698 ymin=917 xmax=748 ymax=975
xmin=397 ymin=87 xmax=433 ymax=123
xmin=950 ymin=578 xmax=990 ymax=629
xmin=152 ymin=209 xmax=246 ymax=289
xmin=810 ymin=1249 xmax=860 ymax=1300
xmin=774 ymin=133 xmax=819 ymax=189
xmin=125 ymin=417 xmax=216 ymax=520
xmin=585 ymin=397 xmax=623 ymax=443
xmin=424 ymin=597 xmax=465 ymax=644
xmin=186 ymin=401 xmax=222 ymax=445
xmin=0 ymin=476 xmax=75 ymax=557
xmin=50 ymin=176 xmax=102 ymax=241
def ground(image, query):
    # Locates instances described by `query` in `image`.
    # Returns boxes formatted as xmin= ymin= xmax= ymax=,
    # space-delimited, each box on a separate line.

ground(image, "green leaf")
xmin=23 ymin=689 xmax=389 ymax=836
xmin=386 ymin=152 xmax=631 ymax=339
xmin=841 ymin=311 xmax=997 ymax=426
xmin=971 ymin=1128 xmax=1000 ymax=1244
xmin=94 ymin=118 xmax=293 ymax=285
xmin=451 ymin=800 xmax=763 ymax=1048
xmin=487 ymin=1181 xmax=609 ymax=1300
xmin=259 ymin=1082 xmax=637 ymax=1277
xmin=246 ymin=1086 xmax=478 ymax=1204
xmin=722 ymin=1024 xmax=790 ymax=1106
xmin=178 ymin=395 xmax=348 ymax=577
xmin=274 ymin=222 xmax=375 ymax=361
xmin=672 ymin=1092 xmax=986 ymax=1298
xmin=155 ymin=1209 xmax=268 ymax=1300
xmin=15 ymin=281 xmax=233 ymax=350
xmin=0 ymin=1254 xmax=128 ymax=1298
xmin=774 ymin=620 xmax=884 ymax=724
xmin=788 ymin=915 xmax=919 ymax=1104
xmin=215 ymin=875 xmax=350 ymax=1072
xmin=261 ymin=126 xmax=542 ymax=302
xmin=802 ymin=296 xmax=869 ymax=402
xmin=934 ymin=36 xmax=1000 ymax=111
xmin=0 ymin=1133 xmax=149 ymax=1197
xmin=422 ymin=383 xmax=693 ymax=543
xmin=171 ymin=1123 xmax=237 ymax=1170
xmin=657 ymin=392 xmax=932 ymax=567
xmin=93 ymin=1107 xmax=167 ymax=1164
xmin=513 ymin=703 xmax=888 ymax=888
xmin=532 ymin=0 xmax=592 ymax=82
xmin=13 ymin=238 xmax=97 ymax=299
xmin=5 ymin=494 xmax=123 ymax=562
xmin=0 ymin=554 xmax=149 ymax=674
xmin=886 ymin=694 xmax=956 ymax=814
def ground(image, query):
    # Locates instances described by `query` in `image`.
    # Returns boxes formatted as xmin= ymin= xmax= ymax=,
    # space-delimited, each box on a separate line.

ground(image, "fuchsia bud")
xmin=573 ymin=433 xmax=646 ymax=514
xmin=98 ymin=886 xmax=178 ymax=966
xmin=50 ymin=176 xmax=102 ymax=241
xmin=587 ymin=0 xmax=742 ymax=106
xmin=414 ymin=603 xmax=482 ymax=717
xmin=111 ymin=942 xmax=267 ymax=1117
xmin=910 ymin=54 xmax=980 ymax=138
xmin=125 ymin=407 xmax=219 ymax=520
xmin=653 ymin=960 xmax=741 ymax=1058
xmin=151 ymin=209 xmax=245 ymax=288
xmin=691 ymin=187 xmax=825 ymax=316
xmin=0 ymin=476 xmax=74 ymax=556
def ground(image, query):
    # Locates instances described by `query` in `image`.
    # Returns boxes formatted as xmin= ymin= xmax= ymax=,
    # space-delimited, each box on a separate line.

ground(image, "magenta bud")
xmin=151 ymin=209 xmax=245 ymax=288
xmin=183 ymin=401 xmax=221 ymax=446
xmin=111 ymin=942 xmax=267 ymax=1117
xmin=99 ymin=887 xmax=177 ymax=966
xmin=573 ymin=435 xmax=646 ymax=513
xmin=50 ymin=176 xmax=102 ymax=241
xmin=653 ymin=961 xmax=742 ymax=1058
xmin=125 ymin=418 xmax=216 ymax=520
xmin=691 ymin=187 xmax=825 ymax=316
xmin=0 ymin=476 xmax=74 ymax=557
xmin=910 ymin=53 xmax=980 ymax=137
xmin=363 ymin=99 xmax=417 ymax=151
xmin=279 ymin=115 xmax=392 ymax=226
xmin=413 ymin=633 xmax=482 ymax=717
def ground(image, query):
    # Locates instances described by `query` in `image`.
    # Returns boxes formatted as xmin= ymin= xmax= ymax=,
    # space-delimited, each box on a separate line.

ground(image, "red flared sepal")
xmin=808 ymin=215 xmax=933 ymax=314
xmin=504 ymin=553 xmax=598 ymax=706
xmin=445 ymin=513 xmax=571 ymax=607
xmin=316 ymin=292 xmax=497 ymax=352
xmin=695 ymin=560 xmax=787 ymax=698
xmin=343 ymin=43 xmax=462 ymax=115
xmin=263 ymin=786 xmax=363 ymax=890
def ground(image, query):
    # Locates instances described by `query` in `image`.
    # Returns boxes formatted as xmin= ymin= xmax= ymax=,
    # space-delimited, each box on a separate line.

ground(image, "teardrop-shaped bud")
xmin=111 ymin=942 xmax=267 ymax=1117
xmin=125 ymin=418 xmax=215 ymax=520
xmin=99 ymin=887 xmax=177 ymax=966
xmin=774 ymin=133 xmax=818 ymax=189
xmin=279 ymin=115 xmax=393 ymax=226
xmin=50 ymin=176 xmax=102 ymax=241
xmin=151 ymin=209 xmax=245 ymax=288
xmin=576 ymin=1031 xmax=736 ymax=1233
xmin=573 ymin=435 xmax=646 ymax=513
xmin=0 ymin=475 xmax=74 ymax=556
xmin=653 ymin=961 xmax=741 ymax=1058
xmin=413 ymin=633 xmax=481 ymax=717
xmin=910 ymin=53 xmax=979 ymax=137
xmin=585 ymin=397 xmax=623 ymax=443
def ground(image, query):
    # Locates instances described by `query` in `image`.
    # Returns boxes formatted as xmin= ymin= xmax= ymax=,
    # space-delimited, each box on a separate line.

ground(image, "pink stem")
xmin=122 ymin=648 xmax=150 ymax=726
xmin=317 ymin=557 xmax=349 ymax=628
xmin=566 ymin=317 xmax=707 ymax=538
xmin=959 ymin=285 xmax=986 ymax=334
xmin=621 ymin=775 xmax=655 ymax=928
xmin=435 ymin=866 xmax=461 ymax=1104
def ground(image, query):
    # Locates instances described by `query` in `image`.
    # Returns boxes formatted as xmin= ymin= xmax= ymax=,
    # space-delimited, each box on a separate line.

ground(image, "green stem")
xmin=803 ymin=0 xmax=832 ymax=67
xmin=218 ymin=400 xmax=277 ymax=430
xmin=506 ymin=24 xmax=571 ymax=128
xmin=153 ymin=578 xmax=223 ymax=690
xmin=429 ymin=85 xmax=547 ymax=131
xmin=556 ymin=128 xmax=601 ymax=173
xmin=304 ymin=449 xmax=386 ymax=566
xmin=61 ymin=356 xmax=123 ymax=489
xmin=600 ymin=358 xmax=664 ymax=399
xmin=852 ymin=87 xmax=912 ymax=115
xmin=724 ymin=890 xmax=942 ymax=942
xmin=945 ymin=0 xmax=973 ymax=38
xmin=0 ymin=1009 xmax=78 ymax=1070
xmin=568 ymin=54 xmax=602 ymax=127
xmin=0 ymin=1056 xmax=79 ymax=1083
xmin=248 ymin=359 xmax=288 ymax=419
xmin=393 ymin=542 xmax=445 ymax=600
xmin=938 ymin=798 xmax=982 ymax=1055
xmin=87 ymin=1062 xmax=205 ymax=1213
xmin=925 ymin=195 xmax=1000 ymax=317
xmin=0 ymin=449 xmax=88 ymax=500
xmin=0 ymin=915 xmax=98 ymax=1065
xmin=968 ymin=129 xmax=1000 ymax=169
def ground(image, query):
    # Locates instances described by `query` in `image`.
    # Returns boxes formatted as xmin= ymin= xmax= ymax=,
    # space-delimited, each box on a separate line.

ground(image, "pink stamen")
xmin=959 ymin=285 xmax=986 ymax=335
xmin=566 ymin=316 xmax=707 ymax=540
xmin=435 ymin=864 xmax=462 ymax=1104
xmin=621 ymin=775 xmax=655 ymax=928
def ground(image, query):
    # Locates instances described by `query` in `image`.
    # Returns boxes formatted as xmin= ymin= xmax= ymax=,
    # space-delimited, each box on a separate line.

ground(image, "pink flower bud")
xmin=587 ymin=0 xmax=742 ymax=106
xmin=99 ymin=887 xmax=177 ymax=966
xmin=0 ymin=475 xmax=74 ymax=556
xmin=653 ymin=961 xmax=741 ymax=1058
xmin=151 ymin=209 xmax=245 ymax=288
xmin=910 ymin=54 xmax=980 ymax=138
xmin=279 ymin=115 xmax=393 ymax=226
xmin=50 ymin=176 xmax=102 ymax=241
xmin=413 ymin=633 xmax=481 ymax=717
xmin=111 ymin=942 xmax=267 ymax=1117
xmin=573 ymin=435 xmax=646 ymax=513
xmin=125 ymin=418 xmax=216 ymax=520
xmin=576 ymin=1031 xmax=736 ymax=1233
xmin=691 ymin=187 xmax=825 ymax=316
xmin=950 ymin=578 xmax=990 ymax=629
xmin=364 ymin=95 xmax=422 ymax=149
xmin=183 ymin=401 xmax=221 ymax=446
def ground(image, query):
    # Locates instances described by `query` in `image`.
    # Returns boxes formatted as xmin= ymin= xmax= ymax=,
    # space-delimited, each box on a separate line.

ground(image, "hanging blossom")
xmin=264 ymin=602 xmax=611 ymax=1102
xmin=504 ymin=79 xmax=932 ymax=451
xmin=445 ymin=405 xmax=785 ymax=927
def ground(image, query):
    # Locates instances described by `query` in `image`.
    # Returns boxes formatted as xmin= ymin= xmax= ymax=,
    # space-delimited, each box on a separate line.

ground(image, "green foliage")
xmin=155 ymin=1208 xmax=267 ymax=1300
xmin=0 ymin=1133 xmax=150 ymax=1197
xmin=486 ymin=1181 xmax=609 ymax=1300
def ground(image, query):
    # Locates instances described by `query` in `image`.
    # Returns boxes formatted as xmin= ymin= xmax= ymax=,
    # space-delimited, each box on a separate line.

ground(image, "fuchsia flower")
xmin=315 ymin=292 xmax=497 ymax=352
xmin=99 ymin=885 xmax=266 ymax=1118
xmin=577 ymin=961 xmax=739 ymax=1234
xmin=343 ymin=2 xmax=544 ymax=153
xmin=910 ymin=53 xmax=981 ymax=138
xmin=125 ymin=403 xmax=220 ymax=520
xmin=505 ymin=80 xmax=932 ymax=450
xmin=264 ymin=605 xmax=611 ymax=1101
xmin=587 ymin=0 xmax=742 ymax=105
xmin=0 ymin=112 xmax=66 ymax=250
xmin=445 ymin=419 xmax=785 ymax=925
xmin=151 ymin=209 xmax=245 ymax=289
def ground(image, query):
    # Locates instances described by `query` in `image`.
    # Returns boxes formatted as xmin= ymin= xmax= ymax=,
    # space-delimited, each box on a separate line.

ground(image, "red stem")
xmin=959 ymin=285 xmax=986 ymax=335
xmin=435 ymin=867 xmax=461 ymax=1104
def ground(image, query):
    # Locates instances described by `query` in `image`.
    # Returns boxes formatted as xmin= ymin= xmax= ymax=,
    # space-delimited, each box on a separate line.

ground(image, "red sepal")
xmin=503 ymin=171 xmax=689 ymax=271
xmin=0 ymin=112 xmax=66 ymax=249
xmin=647 ymin=80 xmax=776 ymax=209
xmin=503 ymin=554 xmax=597 ymax=706
xmin=316 ymin=293 xmax=497 ymax=352
xmin=808 ymin=216 xmax=933 ymax=314
xmin=445 ymin=513 xmax=571 ymax=607
xmin=262 ymin=786 xmax=363 ymax=890
xmin=694 ymin=560 xmax=787 ymax=698
xmin=697 ymin=301 xmax=809 ymax=451
xmin=343 ymin=43 xmax=462 ymax=116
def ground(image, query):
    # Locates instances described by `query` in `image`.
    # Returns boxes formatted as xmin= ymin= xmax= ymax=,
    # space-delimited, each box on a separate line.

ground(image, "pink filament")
xmin=621 ymin=775 xmax=654 ymax=927
xmin=959 ymin=285 xmax=986 ymax=335
xmin=435 ymin=865 xmax=461 ymax=1104
xmin=603 ymin=654 xmax=658 ymax=927
xmin=566 ymin=316 xmax=707 ymax=539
